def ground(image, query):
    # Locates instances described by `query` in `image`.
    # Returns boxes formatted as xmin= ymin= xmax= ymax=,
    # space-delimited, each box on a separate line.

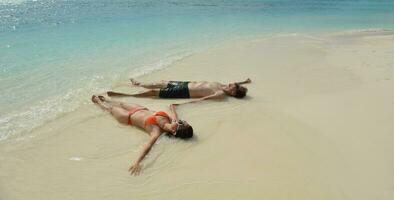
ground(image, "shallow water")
xmin=1 ymin=0 xmax=394 ymax=140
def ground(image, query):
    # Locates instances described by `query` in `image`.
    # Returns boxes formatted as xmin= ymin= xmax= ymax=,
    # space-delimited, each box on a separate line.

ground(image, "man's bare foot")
xmin=130 ymin=78 xmax=140 ymax=86
xmin=107 ymin=91 xmax=119 ymax=96
xmin=91 ymin=95 xmax=100 ymax=103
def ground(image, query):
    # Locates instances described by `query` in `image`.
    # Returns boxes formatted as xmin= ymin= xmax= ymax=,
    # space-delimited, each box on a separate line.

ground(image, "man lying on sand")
xmin=107 ymin=78 xmax=251 ymax=104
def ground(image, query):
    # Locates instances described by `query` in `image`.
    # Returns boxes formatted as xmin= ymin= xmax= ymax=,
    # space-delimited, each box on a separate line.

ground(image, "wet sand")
xmin=1 ymin=30 xmax=394 ymax=200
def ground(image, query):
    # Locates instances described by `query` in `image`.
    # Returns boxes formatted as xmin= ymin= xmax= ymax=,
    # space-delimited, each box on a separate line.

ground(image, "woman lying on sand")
xmin=91 ymin=95 xmax=193 ymax=175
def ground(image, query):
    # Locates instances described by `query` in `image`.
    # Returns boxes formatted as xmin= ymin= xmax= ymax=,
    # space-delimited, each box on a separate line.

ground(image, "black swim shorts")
xmin=159 ymin=81 xmax=190 ymax=98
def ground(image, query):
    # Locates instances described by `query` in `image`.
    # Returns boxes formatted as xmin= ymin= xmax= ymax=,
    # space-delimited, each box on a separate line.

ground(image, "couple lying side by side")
xmin=92 ymin=78 xmax=251 ymax=176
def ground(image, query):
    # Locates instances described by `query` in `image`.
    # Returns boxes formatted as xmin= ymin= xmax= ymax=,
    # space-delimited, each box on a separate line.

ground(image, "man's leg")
xmin=130 ymin=79 xmax=169 ymax=89
xmin=107 ymin=89 xmax=159 ymax=98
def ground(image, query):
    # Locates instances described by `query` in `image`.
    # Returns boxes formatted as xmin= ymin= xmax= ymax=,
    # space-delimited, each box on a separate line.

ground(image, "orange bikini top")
xmin=144 ymin=111 xmax=171 ymax=127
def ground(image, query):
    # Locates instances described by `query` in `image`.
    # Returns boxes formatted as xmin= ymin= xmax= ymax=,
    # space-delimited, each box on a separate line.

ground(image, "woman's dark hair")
xmin=234 ymin=84 xmax=247 ymax=98
xmin=174 ymin=120 xmax=193 ymax=139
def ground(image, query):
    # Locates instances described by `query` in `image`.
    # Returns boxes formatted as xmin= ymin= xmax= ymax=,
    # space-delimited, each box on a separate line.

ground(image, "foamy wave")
xmin=0 ymin=0 xmax=27 ymax=5
xmin=0 ymin=92 xmax=77 ymax=141
xmin=0 ymin=75 xmax=106 ymax=141
xmin=327 ymin=28 xmax=394 ymax=37
xmin=129 ymin=52 xmax=193 ymax=78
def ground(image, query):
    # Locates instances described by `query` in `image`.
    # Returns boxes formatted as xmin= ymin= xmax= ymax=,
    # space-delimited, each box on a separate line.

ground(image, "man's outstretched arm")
xmin=235 ymin=78 xmax=252 ymax=85
xmin=177 ymin=91 xmax=225 ymax=105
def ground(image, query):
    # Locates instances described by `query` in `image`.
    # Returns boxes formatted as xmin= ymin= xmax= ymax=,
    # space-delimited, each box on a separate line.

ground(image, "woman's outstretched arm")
xmin=128 ymin=129 xmax=161 ymax=176
xmin=169 ymin=104 xmax=179 ymax=122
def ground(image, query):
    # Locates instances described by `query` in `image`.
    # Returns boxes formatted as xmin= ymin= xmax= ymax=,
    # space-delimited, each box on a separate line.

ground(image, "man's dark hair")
xmin=174 ymin=121 xmax=193 ymax=139
xmin=234 ymin=84 xmax=247 ymax=98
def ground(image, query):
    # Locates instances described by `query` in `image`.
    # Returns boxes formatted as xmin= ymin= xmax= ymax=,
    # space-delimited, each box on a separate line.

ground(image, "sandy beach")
xmin=1 ymin=30 xmax=394 ymax=200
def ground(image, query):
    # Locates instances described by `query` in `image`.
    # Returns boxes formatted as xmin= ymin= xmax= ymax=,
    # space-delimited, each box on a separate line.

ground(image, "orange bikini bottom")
xmin=127 ymin=108 xmax=170 ymax=127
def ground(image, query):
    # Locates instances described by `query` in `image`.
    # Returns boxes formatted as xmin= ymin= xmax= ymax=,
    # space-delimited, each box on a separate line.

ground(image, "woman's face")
xmin=166 ymin=122 xmax=178 ymax=135
xmin=166 ymin=120 xmax=190 ymax=136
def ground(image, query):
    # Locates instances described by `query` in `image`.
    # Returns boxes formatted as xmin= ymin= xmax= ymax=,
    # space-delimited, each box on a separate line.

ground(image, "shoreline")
xmin=2 ymin=28 xmax=394 ymax=142
xmin=1 ymin=29 xmax=394 ymax=199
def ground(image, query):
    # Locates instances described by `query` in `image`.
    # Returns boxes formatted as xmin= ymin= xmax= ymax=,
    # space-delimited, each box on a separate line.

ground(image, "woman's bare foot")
xmin=98 ymin=95 xmax=106 ymax=101
xmin=130 ymin=78 xmax=140 ymax=86
xmin=91 ymin=95 xmax=100 ymax=103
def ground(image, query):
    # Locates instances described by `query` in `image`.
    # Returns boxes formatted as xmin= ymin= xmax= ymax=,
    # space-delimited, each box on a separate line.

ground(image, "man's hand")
xmin=128 ymin=162 xmax=142 ymax=176
xmin=236 ymin=78 xmax=252 ymax=85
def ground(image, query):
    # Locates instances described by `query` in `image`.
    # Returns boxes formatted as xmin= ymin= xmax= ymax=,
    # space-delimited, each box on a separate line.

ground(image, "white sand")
xmin=1 ymin=30 xmax=394 ymax=200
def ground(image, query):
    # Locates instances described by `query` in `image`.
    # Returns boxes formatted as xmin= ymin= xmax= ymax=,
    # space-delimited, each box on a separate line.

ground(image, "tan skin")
xmin=107 ymin=78 xmax=252 ymax=104
xmin=91 ymin=95 xmax=182 ymax=176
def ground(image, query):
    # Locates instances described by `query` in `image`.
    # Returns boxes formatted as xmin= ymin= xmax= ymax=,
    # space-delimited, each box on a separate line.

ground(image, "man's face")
xmin=227 ymin=83 xmax=238 ymax=96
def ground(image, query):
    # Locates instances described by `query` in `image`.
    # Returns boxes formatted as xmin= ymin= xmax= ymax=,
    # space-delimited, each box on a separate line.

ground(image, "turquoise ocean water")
xmin=1 ymin=0 xmax=394 ymax=140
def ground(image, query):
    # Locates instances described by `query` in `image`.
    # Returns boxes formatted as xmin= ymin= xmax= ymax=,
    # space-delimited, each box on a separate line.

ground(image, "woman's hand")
xmin=128 ymin=132 xmax=160 ymax=176
xmin=128 ymin=162 xmax=142 ymax=176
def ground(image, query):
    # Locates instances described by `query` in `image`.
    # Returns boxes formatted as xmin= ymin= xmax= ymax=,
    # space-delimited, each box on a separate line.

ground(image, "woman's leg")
xmin=130 ymin=79 xmax=169 ymax=89
xmin=98 ymin=95 xmax=145 ymax=111
xmin=92 ymin=95 xmax=130 ymax=124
